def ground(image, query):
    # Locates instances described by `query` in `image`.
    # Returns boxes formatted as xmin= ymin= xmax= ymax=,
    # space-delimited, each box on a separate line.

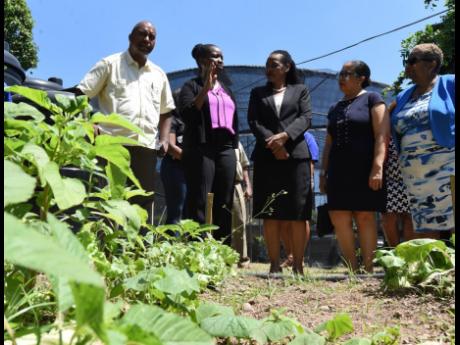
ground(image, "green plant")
xmin=4 ymin=87 xmax=240 ymax=343
xmin=374 ymin=238 xmax=455 ymax=296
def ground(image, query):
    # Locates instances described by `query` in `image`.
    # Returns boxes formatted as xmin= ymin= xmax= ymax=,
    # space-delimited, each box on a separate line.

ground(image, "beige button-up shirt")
xmin=78 ymin=51 xmax=175 ymax=149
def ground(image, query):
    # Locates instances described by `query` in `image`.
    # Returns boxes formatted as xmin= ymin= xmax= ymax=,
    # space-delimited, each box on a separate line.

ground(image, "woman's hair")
xmin=349 ymin=60 xmax=371 ymax=88
xmin=191 ymin=43 xmax=219 ymax=63
xmin=411 ymin=43 xmax=444 ymax=74
xmin=269 ymin=50 xmax=302 ymax=85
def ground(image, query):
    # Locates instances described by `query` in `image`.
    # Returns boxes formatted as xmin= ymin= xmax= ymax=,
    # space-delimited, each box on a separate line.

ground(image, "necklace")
xmin=342 ymin=89 xmax=366 ymax=101
xmin=272 ymin=86 xmax=286 ymax=93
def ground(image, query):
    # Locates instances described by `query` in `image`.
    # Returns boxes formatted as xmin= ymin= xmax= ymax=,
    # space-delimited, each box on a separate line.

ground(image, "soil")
xmin=200 ymin=264 xmax=455 ymax=344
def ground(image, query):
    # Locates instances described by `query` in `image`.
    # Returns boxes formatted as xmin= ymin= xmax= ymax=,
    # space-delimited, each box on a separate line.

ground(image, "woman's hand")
xmin=203 ymin=60 xmax=218 ymax=91
xmin=266 ymin=132 xmax=289 ymax=152
xmin=273 ymin=147 xmax=290 ymax=160
xmin=369 ymin=165 xmax=383 ymax=191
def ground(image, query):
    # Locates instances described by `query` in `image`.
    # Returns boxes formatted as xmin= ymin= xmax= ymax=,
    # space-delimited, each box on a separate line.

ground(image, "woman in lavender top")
xmin=179 ymin=43 xmax=239 ymax=244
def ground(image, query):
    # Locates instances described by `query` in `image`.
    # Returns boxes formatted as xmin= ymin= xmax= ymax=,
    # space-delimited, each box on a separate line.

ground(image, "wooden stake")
xmin=206 ymin=192 xmax=214 ymax=224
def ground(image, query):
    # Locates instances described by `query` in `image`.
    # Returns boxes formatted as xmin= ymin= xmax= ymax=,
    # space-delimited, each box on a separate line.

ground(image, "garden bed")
xmin=201 ymin=264 xmax=455 ymax=344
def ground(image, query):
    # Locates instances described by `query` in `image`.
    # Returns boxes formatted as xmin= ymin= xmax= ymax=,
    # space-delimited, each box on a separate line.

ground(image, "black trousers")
xmin=182 ymin=144 xmax=236 ymax=244
xmin=126 ymin=146 xmax=157 ymax=223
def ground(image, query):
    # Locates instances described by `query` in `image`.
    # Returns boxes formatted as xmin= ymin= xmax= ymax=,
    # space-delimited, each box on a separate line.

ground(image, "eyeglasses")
xmin=337 ymin=71 xmax=356 ymax=79
xmin=403 ymin=56 xmax=433 ymax=66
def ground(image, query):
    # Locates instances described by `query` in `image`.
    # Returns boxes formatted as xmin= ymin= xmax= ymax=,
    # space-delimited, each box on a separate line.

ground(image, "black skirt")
xmin=326 ymin=148 xmax=385 ymax=212
xmin=253 ymin=158 xmax=312 ymax=220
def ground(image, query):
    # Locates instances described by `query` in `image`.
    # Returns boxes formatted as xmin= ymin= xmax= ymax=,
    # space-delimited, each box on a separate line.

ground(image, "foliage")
xmin=4 ymin=0 xmax=39 ymax=70
xmin=388 ymin=0 xmax=455 ymax=93
xmin=4 ymin=87 xmax=404 ymax=344
xmin=3 ymin=87 xmax=238 ymax=343
xmin=374 ymin=238 xmax=455 ymax=296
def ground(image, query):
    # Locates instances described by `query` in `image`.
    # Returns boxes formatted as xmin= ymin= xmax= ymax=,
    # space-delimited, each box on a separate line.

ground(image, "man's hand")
xmin=157 ymin=140 xmax=169 ymax=157
xmin=244 ymin=184 xmax=253 ymax=200
xmin=93 ymin=124 xmax=101 ymax=137
xmin=266 ymin=132 xmax=289 ymax=152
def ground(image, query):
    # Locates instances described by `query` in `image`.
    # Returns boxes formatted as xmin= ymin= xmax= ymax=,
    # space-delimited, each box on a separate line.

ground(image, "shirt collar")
xmin=124 ymin=50 xmax=153 ymax=71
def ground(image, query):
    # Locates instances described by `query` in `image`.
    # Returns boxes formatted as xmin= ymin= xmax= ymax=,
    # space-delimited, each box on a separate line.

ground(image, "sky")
xmin=25 ymin=0 xmax=447 ymax=88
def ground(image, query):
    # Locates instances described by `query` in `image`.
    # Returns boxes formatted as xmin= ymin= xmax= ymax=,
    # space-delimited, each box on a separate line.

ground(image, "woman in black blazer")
xmin=179 ymin=44 xmax=238 ymax=244
xmin=248 ymin=50 xmax=312 ymax=274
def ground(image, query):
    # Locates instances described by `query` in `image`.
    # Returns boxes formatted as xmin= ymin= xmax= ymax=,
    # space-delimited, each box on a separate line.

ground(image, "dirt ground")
xmin=200 ymin=263 xmax=455 ymax=344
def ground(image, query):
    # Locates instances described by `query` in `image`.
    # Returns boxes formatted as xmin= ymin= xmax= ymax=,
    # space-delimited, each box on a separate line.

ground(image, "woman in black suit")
xmin=179 ymin=44 xmax=238 ymax=244
xmin=248 ymin=50 xmax=313 ymax=274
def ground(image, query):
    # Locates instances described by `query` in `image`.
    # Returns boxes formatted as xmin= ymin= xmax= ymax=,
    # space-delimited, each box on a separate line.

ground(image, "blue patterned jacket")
xmin=391 ymin=74 xmax=455 ymax=151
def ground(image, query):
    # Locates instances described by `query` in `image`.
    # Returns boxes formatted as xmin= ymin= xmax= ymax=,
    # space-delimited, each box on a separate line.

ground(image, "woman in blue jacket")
xmin=391 ymin=43 xmax=455 ymax=236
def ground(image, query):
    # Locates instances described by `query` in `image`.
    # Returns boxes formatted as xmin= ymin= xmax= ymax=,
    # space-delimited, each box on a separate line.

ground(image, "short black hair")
xmin=269 ymin=50 xmax=302 ymax=85
xmin=349 ymin=60 xmax=371 ymax=88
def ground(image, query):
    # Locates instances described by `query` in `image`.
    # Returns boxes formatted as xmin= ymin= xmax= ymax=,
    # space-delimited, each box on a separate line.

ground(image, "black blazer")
xmin=178 ymin=77 xmax=239 ymax=148
xmin=248 ymin=83 xmax=312 ymax=161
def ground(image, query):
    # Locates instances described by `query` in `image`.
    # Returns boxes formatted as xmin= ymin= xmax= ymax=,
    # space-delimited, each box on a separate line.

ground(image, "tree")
xmin=4 ymin=0 xmax=39 ymax=70
xmin=390 ymin=0 xmax=455 ymax=93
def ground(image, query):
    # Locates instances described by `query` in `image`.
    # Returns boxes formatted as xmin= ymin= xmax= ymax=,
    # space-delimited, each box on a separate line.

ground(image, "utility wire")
xmin=296 ymin=9 xmax=448 ymax=66
xmin=233 ymin=9 xmax=448 ymax=94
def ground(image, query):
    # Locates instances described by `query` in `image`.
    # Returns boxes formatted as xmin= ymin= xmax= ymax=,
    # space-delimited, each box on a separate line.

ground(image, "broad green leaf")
xmin=21 ymin=143 xmax=50 ymax=185
xmin=288 ymin=333 xmax=326 ymax=345
xmin=93 ymin=143 xmax=141 ymax=189
xmin=22 ymin=143 xmax=50 ymax=169
xmin=195 ymin=302 xmax=235 ymax=324
xmin=90 ymin=112 xmax=143 ymax=135
xmin=71 ymin=283 xmax=107 ymax=342
xmin=5 ymin=85 xmax=61 ymax=114
xmin=4 ymin=160 xmax=36 ymax=207
xmin=179 ymin=219 xmax=201 ymax=232
xmin=104 ymin=301 xmax=123 ymax=324
xmin=105 ymin=163 xmax=127 ymax=200
xmin=395 ymin=239 xmax=448 ymax=263
xmin=153 ymin=267 xmax=200 ymax=296
xmin=81 ymin=122 xmax=95 ymax=143
xmin=54 ymin=93 xmax=73 ymax=111
xmin=121 ymin=304 xmax=214 ymax=345
xmin=42 ymin=162 xmax=86 ymax=210
xmin=95 ymin=134 xmax=141 ymax=147
xmin=375 ymin=255 xmax=406 ymax=269
xmin=4 ymin=137 xmax=27 ymax=155
xmin=4 ymin=213 xmax=104 ymax=287
xmin=4 ymin=118 xmax=40 ymax=136
xmin=117 ymin=324 xmax=162 ymax=345
xmin=370 ymin=326 xmax=400 ymax=345
xmin=124 ymin=269 xmax=161 ymax=292
xmin=314 ymin=313 xmax=354 ymax=340
xmin=4 ymin=102 xmax=45 ymax=121
xmin=261 ymin=319 xmax=299 ymax=342
xmin=125 ymin=188 xmax=153 ymax=200
xmin=200 ymin=315 xmax=262 ymax=339
xmin=106 ymin=330 xmax=128 ymax=345
xmin=101 ymin=200 xmax=143 ymax=233
xmin=342 ymin=338 xmax=372 ymax=345
xmin=47 ymin=214 xmax=88 ymax=312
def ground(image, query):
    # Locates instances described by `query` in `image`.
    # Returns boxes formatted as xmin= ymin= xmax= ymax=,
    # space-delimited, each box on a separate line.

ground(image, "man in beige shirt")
xmin=76 ymin=21 xmax=175 ymax=219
